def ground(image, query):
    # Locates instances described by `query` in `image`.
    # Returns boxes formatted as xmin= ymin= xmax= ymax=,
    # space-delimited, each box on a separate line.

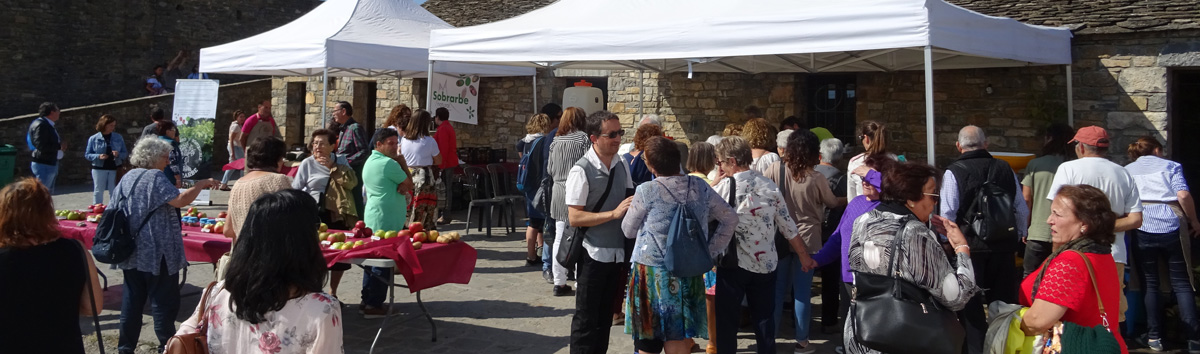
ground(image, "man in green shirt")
xmin=1019 ymin=122 xmax=1074 ymax=277
xmin=360 ymin=128 xmax=412 ymax=318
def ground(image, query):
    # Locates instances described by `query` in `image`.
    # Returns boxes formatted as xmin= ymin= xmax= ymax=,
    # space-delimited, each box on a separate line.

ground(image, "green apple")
xmin=318 ymin=223 xmax=328 ymax=232
xmin=331 ymin=242 xmax=344 ymax=250
xmin=384 ymin=230 xmax=398 ymax=239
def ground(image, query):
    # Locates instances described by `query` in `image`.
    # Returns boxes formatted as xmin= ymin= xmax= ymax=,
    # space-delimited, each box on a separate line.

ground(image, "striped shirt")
xmin=1125 ymin=155 xmax=1190 ymax=233
xmin=547 ymin=130 xmax=591 ymax=220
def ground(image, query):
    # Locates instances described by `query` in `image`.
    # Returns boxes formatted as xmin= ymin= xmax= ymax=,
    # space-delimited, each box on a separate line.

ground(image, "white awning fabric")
xmin=428 ymin=0 xmax=1072 ymax=73
xmin=199 ymin=0 xmax=534 ymax=78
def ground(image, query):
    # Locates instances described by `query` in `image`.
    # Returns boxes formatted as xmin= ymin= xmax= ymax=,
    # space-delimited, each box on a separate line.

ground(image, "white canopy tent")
xmin=199 ymin=0 xmax=534 ymax=125
xmin=428 ymin=0 xmax=1074 ymax=165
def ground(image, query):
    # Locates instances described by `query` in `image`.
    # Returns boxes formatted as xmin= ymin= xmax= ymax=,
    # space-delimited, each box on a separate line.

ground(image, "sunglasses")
xmin=596 ymin=129 xmax=626 ymax=139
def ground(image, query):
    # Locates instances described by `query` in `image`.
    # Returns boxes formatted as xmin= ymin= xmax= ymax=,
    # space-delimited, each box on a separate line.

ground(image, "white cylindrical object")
xmin=563 ymin=81 xmax=604 ymax=114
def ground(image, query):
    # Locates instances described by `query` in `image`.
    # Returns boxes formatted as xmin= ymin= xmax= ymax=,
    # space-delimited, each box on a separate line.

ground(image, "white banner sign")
xmin=171 ymin=79 xmax=220 ymax=179
xmin=429 ymin=73 xmax=481 ymax=125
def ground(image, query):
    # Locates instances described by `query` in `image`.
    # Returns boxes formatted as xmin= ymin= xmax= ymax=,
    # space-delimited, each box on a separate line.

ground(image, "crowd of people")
xmin=8 ymin=97 xmax=1200 ymax=354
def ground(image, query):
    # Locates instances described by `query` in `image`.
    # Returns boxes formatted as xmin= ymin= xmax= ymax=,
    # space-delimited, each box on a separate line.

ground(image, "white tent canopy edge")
xmin=428 ymin=0 xmax=1073 ymax=165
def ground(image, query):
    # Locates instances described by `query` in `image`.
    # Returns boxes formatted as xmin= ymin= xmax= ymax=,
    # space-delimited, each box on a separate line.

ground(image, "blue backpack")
xmin=652 ymin=178 xmax=714 ymax=277
xmin=516 ymin=136 xmax=545 ymax=192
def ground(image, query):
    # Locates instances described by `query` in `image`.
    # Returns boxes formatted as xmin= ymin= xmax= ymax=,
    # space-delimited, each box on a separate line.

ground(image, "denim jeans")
xmin=118 ymin=260 xmax=180 ymax=354
xmin=773 ymin=253 xmax=815 ymax=342
xmin=92 ymin=169 xmax=117 ymax=204
xmin=1133 ymin=229 xmax=1200 ymax=341
xmin=542 ymin=217 xmax=556 ymax=272
xmin=361 ymin=266 xmax=393 ymax=307
xmin=220 ymin=146 xmax=244 ymax=184
xmin=30 ymin=161 xmax=58 ymax=194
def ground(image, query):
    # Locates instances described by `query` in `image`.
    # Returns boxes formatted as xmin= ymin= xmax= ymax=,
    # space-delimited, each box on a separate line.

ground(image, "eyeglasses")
xmin=923 ymin=192 xmax=940 ymax=202
xmin=858 ymin=135 xmax=866 ymax=141
xmin=597 ymin=129 xmax=626 ymax=139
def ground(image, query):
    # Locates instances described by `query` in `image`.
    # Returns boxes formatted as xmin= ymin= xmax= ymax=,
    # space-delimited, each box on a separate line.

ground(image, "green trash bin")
xmin=0 ymin=144 xmax=16 ymax=188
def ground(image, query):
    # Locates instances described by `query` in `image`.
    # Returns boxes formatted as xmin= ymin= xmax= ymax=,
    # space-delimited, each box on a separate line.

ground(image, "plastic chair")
xmin=486 ymin=163 xmax=522 ymax=234
xmin=461 ymin=166 xmax=507 ymax=237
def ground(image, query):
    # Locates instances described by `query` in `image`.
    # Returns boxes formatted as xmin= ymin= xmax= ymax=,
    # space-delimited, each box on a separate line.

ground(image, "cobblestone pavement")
xmin=58 ymin=183 xmax=841 ymax=354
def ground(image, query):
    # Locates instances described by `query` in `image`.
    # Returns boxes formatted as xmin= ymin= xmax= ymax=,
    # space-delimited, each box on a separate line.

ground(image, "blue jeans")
xmin=542 ymin=217 xmax=555 ymax=271
xmin=1133 ymin=229 xmax=1200 ymax=341
xmin=361 ymin=266 xmax=393 ymax=307
xmin=92 ymin=169 xmax=117 ymax=204
xmin=220 ymin=146 xmax=244 ymax=184
xmin=30 ymin=161 xmax=58 ymax=194
xmin=118 ymin=260 xmax=180 ymax=354
xmin=774 ymin=253 xmax=815 ymax=342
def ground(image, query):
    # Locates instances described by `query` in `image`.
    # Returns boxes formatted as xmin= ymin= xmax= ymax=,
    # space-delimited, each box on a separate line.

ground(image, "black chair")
xmin=486 ymin=163 xmax=522 ymax=234
xmin=461 ymin=166 xmax=508 ymax=237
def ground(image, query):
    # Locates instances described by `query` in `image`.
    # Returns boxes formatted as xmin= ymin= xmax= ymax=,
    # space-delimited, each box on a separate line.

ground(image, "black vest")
xmin=946 ymin=150 xmax=1018 ymax=252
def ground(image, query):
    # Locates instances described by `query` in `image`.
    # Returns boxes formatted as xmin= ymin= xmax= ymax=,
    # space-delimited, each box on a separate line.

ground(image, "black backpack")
xmin=959 ymin=160 xmax=1018 ymax=245
xmin=92 ymin=171 xmax=156 ymax=264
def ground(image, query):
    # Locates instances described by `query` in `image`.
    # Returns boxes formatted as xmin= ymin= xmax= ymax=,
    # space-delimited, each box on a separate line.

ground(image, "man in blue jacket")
xmin=27 ymin=102 xmax=64 ymax=193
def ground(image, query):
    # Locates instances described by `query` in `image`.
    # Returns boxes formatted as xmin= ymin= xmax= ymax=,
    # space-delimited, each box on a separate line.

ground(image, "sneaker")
xmin=542 ymin=268 xmax=554 ymax=284
xmin=525 ymin=258 xmax=543 ymax=267
xmin=1188 ymin=339 xmax=1200 ymax=354
xmin=794 ymin=342 xmax=816 ymax=354
xmin=553 ymin=285 xmax=573 ymax=296
xmin=362 ymin=306 xmax=389 ymax=319
xmin=1141 ymin=335 xmax=1164 ymax=352
xmin=612 ymin=313 xmax=625 ymax=326
xmin=834 ymin=346 xmax=845 ymax=354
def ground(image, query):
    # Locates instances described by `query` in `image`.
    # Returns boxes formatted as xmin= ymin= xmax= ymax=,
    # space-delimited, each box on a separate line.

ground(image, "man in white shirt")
xmin=1045 ymin=125 xmax=1142 ymax=322
xmin=565 ymin=110 xmax=634 ymax=354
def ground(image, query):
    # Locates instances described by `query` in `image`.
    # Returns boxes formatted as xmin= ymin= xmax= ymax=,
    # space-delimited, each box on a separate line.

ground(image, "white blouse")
xmin=177 ymin=282 xmax=343 ymax=354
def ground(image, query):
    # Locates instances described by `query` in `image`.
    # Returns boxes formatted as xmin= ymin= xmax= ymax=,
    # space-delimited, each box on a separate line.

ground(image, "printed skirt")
xmin=625 ymin=263 xmax=708 ymax=341
xmin=409 ymin=166 xmax=440 ymax=227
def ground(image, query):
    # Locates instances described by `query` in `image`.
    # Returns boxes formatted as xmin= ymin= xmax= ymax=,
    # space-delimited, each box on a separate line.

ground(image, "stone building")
xmin=0 ymin=0 xmax=319 ymax=118
xmin=267 ymin=0 xmax=1200 ymax=182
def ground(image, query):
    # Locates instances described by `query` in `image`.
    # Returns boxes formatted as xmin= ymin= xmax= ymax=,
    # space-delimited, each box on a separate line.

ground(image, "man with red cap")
xmin=1045 ymin=125 xmax=1142 ymax=324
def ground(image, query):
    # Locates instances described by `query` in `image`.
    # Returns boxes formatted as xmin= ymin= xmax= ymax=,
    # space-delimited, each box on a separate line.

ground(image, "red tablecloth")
xmin=57 ymin=220 xmax=476 ymax=292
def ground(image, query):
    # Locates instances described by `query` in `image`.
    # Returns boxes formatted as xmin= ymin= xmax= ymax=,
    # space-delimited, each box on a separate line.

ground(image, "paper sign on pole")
xmin=429 ymin=73 xmax=481 ymax=125
xmin=171 ymin=79 xmax=220 ymax=179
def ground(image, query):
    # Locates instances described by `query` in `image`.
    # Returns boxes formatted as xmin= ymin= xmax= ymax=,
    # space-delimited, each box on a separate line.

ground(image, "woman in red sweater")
xmin=1019 ymin=184 xmax=1128 ymax=353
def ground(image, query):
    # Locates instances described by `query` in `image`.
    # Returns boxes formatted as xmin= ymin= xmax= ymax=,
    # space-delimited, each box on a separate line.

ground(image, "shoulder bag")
xmin=1030 ymin=250 xmax=1120 ymax=354
xmin=850 ymin=216 xmax=965 ymax=354
xmin=555 ymin=165 xmax=617 ymax=268
xmin=714 ymin=177 xmax=739 ymax=268
xmin=164 ymin=281 xmax=218 ymax=354
xmin=74 ymin=240 xmax=105 ymax=354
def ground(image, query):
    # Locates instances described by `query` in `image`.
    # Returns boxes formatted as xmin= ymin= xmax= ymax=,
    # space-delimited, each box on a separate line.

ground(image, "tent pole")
xmin=426 ymin=61 xmax=435 ymax=110
xmin=533 ymin=74 xmax=538 ymax=113
xmin=321 ymin=67 xmax=329 ymax=128
xmin=638 ymin=69 xmax=644 ymax=118
xmin=1066 ymin=64 xmax=1074 ymax=127
xmin=923 ymin=45 xmax=935 ymax=166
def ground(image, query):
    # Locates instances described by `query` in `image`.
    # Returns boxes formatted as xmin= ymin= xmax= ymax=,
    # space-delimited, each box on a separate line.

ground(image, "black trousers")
xmin=959 ymin=251 xmax=1019 ymax=354
xmin=570 ymin=253 xmax=628 ymax=354
xmin=716 ymin=266 xmax=776 ymax=354
xmin=821 ymin=259 xmax=843 ymax=329
xmin=1022 ymin=240 xmax=1053 ymax=277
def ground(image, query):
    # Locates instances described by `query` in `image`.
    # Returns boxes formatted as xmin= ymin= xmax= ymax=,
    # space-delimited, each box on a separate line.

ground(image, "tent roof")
xmin=428 ymin=0 xmax=1073 ymax=73
xmin=199 ymin=0 xmax=533 ymax=78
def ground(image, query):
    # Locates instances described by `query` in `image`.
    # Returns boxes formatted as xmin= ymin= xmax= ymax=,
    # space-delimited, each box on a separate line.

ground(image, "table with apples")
xmin=57 ymin=204 xmax=478 ymax=345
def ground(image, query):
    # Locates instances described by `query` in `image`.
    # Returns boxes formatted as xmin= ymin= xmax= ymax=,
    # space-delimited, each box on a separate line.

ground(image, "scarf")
xmin=1030 ymin=237 xmax=1111 ymax=299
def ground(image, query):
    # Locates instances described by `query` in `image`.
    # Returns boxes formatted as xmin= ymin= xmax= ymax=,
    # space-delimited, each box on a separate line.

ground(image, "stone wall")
xmin=0 ymin=79 xmax=271 ymax=185
xmin=0 ymin=0 xmax=317 ymax=118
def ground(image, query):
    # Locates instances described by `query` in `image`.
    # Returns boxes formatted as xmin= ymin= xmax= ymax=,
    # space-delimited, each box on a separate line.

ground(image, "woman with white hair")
xmin=115 ymin=137 xmax=218 ymax=353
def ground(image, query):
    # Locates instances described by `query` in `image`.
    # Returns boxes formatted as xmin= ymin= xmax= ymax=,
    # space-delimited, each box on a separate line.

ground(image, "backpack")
xmin=652 ymin=178 xmax=714 ymax=277
xmin=516 ymin=136 xmax=545 ymax=192
xmin=91 ymin=171 xmax=156 ymax=264
xmin=960 ymin=160 xmax=1018 ymax=245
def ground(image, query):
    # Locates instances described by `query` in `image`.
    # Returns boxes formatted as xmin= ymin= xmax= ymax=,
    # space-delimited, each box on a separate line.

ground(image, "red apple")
xmin=398 ymin=230 xmax=412 ymax=239
xmin=413 ymin=232 xmax=427 ymax=243
xmin=327 ymin=235 xmax=338 ymax=243
xmin=409 ymin=222 xmax=424 ymax=233
xmin=355 ymin=220 xmax=366 ymax=230
xmin=217 ymin=211 xmax=228 ymax=219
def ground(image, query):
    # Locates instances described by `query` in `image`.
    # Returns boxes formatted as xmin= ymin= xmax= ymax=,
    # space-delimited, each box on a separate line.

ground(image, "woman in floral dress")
xmin=177 ymin=189 xmax=342 ymax=353
xmin=622 ymin=137 xmax=739 ymax=354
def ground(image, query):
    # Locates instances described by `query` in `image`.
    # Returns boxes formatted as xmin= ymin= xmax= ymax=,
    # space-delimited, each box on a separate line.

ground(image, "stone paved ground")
xmin=58 ymin=183 xmax=852 ymax=353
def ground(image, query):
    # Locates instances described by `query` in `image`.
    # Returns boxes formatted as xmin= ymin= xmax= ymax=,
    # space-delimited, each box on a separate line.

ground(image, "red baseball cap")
xmin=1069 ymin=126 xmax=1109 ymax=147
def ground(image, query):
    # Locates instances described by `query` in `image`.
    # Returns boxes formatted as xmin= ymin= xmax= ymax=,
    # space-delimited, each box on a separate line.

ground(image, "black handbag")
xmin=555 ymin=165 xmax=617 ymax=268
xmin=850 ymin=216 xmax=965 ymax=354
xmin=92 ymin=171 xmax=155 ymax=264
xmin=714 ymin=177 xmax=739 ymax=268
